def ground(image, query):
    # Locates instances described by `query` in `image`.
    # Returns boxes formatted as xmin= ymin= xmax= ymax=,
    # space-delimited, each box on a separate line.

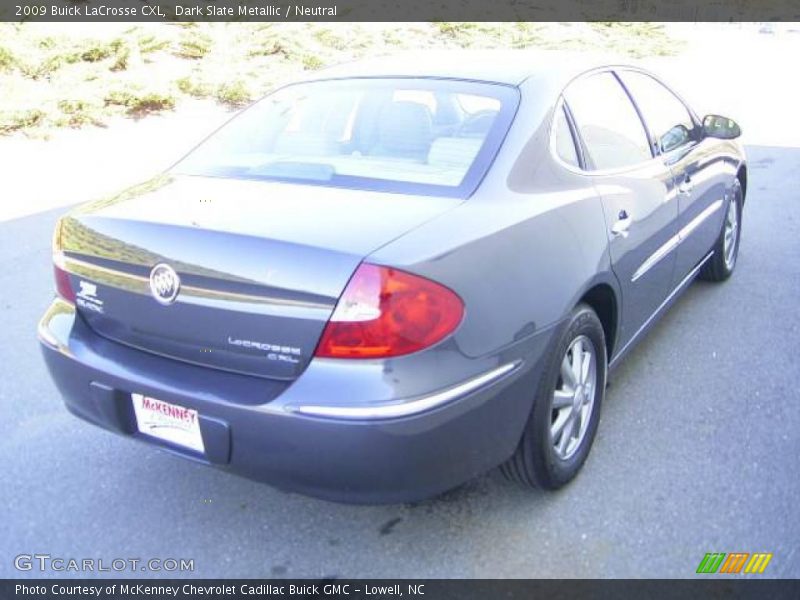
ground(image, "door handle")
xmin=678 ymin=175 xmax=693 ymax=196
xmin=611 ymin=210 xmax=631 ymax=237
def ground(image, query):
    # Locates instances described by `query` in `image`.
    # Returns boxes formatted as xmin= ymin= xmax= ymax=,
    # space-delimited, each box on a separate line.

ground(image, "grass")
xmin=0 ymin=109 xmax=45 ymax=134
xmin=80 ymin=40 xmax=118 ymax=62
xmin=0 ymin=45 xmax=15 ymax=71
xmin=176 ymin=33 xmax=213 ymax=59
xmin=105 ymin=89 xmax=176 ymax=115
xmin=55 ymin=99 xmax=104 ymax=127
xmin=0 ymin=22 xmax=685 ymax=137
xmin=138 ymin=34 xmax=171 ymax=55
xmin=176 ymin=76 xmax=212 ymax=98
xmin=214 ymin=81 xmax=252 ymax=106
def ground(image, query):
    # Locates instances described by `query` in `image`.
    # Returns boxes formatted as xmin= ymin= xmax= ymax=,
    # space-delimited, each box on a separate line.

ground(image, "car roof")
xmin=304 ymin=50 xmax=634 ymax=88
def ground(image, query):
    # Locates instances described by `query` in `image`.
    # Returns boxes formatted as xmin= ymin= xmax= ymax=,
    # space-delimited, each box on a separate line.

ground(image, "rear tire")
xmin=699 ymin=178 xmax=743 ymax=282
xmin=501 ymin=304 xmax=607 ymax=490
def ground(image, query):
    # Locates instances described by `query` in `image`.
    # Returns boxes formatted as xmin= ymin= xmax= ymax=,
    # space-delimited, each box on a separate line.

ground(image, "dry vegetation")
xmin=0 ymin=22 xmax=681 ymax=137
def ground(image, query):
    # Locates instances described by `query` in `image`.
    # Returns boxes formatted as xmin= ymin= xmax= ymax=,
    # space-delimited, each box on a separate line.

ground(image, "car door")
xmin=563 ymin=71 xmax=679 ymax=352
xmin=616 ymin=70 xmax=725 ymax=284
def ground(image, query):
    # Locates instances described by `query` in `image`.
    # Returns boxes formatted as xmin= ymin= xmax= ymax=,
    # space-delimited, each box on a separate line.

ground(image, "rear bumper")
xmin=39 ymin=299 xmax=553 ymax=504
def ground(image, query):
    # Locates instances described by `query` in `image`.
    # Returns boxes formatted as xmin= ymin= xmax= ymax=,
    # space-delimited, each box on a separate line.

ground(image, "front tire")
xmin=501 ymin=304 xmax=607 ymax=490
xmin=700 ymin=178 xmax=743 ymax=282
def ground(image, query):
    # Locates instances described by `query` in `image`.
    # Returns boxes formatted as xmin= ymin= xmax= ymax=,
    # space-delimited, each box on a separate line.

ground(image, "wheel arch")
xmin=577 ymin=281 xmax=619 ymax=361
xmin=736 ymin=163 xmax=748 ymax=204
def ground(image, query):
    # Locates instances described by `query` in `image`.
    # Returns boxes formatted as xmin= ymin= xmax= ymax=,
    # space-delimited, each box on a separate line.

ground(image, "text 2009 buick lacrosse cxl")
xmin=39 ymin=52 xmax=746 ymax=503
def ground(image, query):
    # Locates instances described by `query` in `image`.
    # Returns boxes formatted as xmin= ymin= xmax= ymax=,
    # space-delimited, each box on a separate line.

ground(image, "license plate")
xmin=132 ymin=394 xmax=205 ymax=454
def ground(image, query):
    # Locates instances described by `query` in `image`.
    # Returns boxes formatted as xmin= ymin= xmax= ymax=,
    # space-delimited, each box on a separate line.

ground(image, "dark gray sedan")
xmin=39 ymin=52 xmax=746 ymax=503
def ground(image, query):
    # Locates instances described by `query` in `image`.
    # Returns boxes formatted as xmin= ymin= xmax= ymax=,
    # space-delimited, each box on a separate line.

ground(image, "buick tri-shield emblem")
xmin=149 ymin=263 xmax=181 ymax=305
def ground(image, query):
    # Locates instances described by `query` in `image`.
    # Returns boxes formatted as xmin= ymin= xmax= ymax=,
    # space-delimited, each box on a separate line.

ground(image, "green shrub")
xmin=62 ymin=53 xmax=82 ymax=64
xmin=105 ymin=90 xmax=175 ymax=114
xmin=301 ymin=54 xmax=324 ymax=70
xmin=314 ymin=28 xmax=348 ymax=51
xmin=17 ymin=55 xmax=63 ymax=79
xmin=247 ymin=38 xmax=286 ymax=57
xmin=57 ymin=99 xmax=86 ymax=114
xmin=382 ymin=30 xmax=405 ymax=46
xmin=110 ymin=42 xmax=130 ymax=71
xmin=127 ymin=92 xmax=175 ymax=114
xmin=176 ymin=34 xmax=212 ymax=59
xmin=177 ymin=76 xmax=212 ymax=98
xmin=138 ymin=35 xmax=171 ymax=54
xmin=215 ymin=81 xmax=251 ymax=106
xmin=437 ymin=22 xmax=479 ymax=37
xmin=0 ymin=109 xmax=46 ymax=135
xmin=246 ymin=29 xmax=302 ymax=58
xmin=81 ymin=42 xmax=113 ymax=62
xmin=508 ymin=23 xmax=544 ymax=49
xmin=56 ymin=100 xmax=102 ymax=127
xmin=0 ymin=45 xmax=14 ymax=70
xmin=104 ymin=90 xmax=135 ymax=107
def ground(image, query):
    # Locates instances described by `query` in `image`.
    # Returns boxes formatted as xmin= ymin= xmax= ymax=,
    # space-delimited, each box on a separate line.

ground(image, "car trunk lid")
xmin=58 ymin=174 xmax=459 ymax=380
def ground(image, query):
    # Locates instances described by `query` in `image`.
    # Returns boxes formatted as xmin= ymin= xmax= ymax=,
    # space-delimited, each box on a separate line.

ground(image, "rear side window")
xmin=553 ymin=104 xmax=580 ymax=168
xmin=564 ymin=72 xmax=652 ymax=170
xmin=617 ymin=71 xmax=696 ymax=153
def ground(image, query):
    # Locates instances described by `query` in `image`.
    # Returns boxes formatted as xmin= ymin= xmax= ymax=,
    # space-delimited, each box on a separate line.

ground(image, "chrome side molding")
xmin=291 ymin=361 xmax=521 ymax=420
xmin=632 ymin=199 xmax=723 ymax=283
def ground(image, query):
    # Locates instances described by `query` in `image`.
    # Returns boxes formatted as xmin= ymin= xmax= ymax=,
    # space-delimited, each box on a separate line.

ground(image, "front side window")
xmin=617 ymin=71 xmax=696 ymax=154
xmin=563 ymin=72 xmax=652 ymax=171
xmin=175 ymin=78 xmax=518 ymax=198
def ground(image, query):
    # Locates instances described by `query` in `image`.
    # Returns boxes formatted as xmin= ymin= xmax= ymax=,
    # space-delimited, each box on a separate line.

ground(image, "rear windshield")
xmin=175 ymin=78 xmax=519 ymax=198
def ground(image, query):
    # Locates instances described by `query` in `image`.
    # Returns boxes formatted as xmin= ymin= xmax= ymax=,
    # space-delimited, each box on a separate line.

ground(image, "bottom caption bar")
xmin=4 ymin=580 xmax=800 ymax=600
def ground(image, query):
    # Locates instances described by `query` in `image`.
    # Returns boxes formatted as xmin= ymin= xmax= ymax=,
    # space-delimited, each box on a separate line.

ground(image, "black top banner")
xmin=4 ymin=580 xmax=800 ymax=600
xmin=4 ymin=0 xmax=800 ymax=22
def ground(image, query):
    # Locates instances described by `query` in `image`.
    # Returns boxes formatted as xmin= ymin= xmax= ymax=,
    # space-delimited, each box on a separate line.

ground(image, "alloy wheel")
xmin=723 ymin=194 xmax=739 ymax=270
xmin=550 ymin=335 xmax=597 ymax=460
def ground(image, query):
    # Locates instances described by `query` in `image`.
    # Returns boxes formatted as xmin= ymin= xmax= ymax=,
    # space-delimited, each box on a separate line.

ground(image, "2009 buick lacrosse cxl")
xmin=39 ymin=52 xmax=746 ymax=503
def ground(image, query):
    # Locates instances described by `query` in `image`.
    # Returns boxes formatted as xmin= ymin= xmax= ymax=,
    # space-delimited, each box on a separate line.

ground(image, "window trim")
xmin=612 ymin=70 xmax=658 ymax=159
xmin=561 ymin=100 xmax=587 ymax=170
xmin=551 ymin=99 xmax=585 ymax=170
xmin=553 ymin=68 xmax=657 ymax=175
xmin=550 ymin=66 xmax=702 ymax=176
xmin=613 ymin=67 xmax=702 ymax=158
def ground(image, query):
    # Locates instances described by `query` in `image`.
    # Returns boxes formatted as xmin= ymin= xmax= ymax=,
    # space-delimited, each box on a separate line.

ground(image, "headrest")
xmin=375 ymin=101 xmax=433 ymax=159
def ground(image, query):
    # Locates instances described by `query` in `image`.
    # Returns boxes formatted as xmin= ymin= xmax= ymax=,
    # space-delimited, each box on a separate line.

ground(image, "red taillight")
xmin=315 ymin=264 xmax=464 ymax=359
xmin=54 ymin=262 xmax=75 ymax=303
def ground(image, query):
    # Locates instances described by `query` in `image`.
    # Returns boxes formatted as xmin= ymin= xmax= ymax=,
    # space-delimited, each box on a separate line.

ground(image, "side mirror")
xmin=660 ymin=124 xmax=692 ymax=153
xmin=702 ymin=114 xmax=742 ymax=140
